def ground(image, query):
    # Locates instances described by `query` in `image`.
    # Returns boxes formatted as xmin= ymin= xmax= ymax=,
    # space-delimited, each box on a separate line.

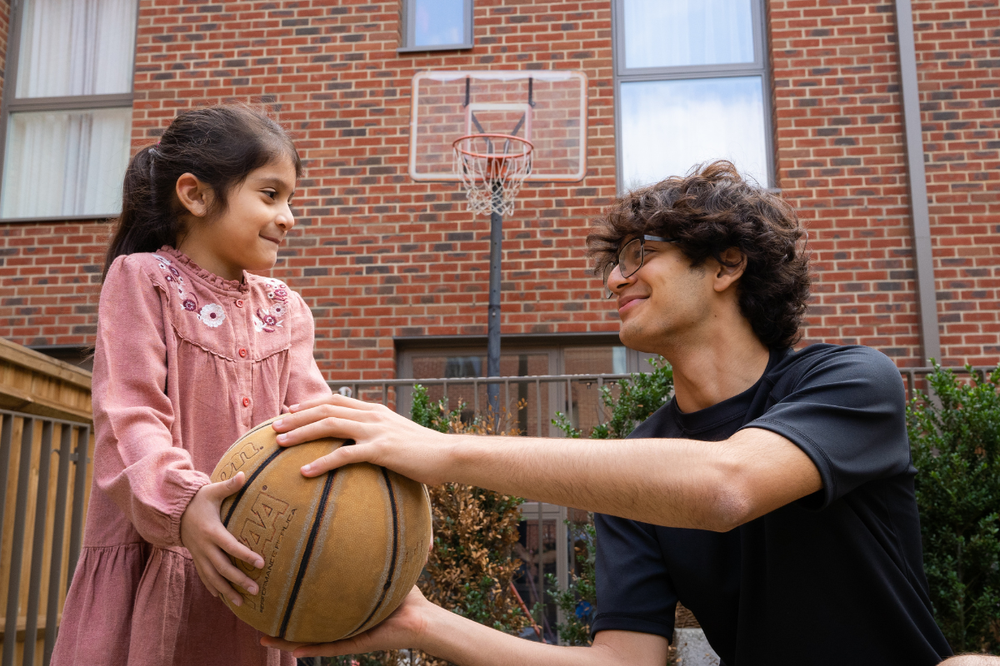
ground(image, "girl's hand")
xmin=180 ymin=472 xmax=265 ymax=606
xmin=261 ymin=586 xmax=432 ymax=657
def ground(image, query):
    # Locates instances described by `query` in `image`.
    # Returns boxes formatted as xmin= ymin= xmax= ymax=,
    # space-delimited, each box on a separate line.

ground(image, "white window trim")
xmin=398 ymin=0 xmax=474 ymax=53
xmin=611 ymin=0 xmax=775 ymax=191
xmin=0 ymin=0 xmax=139 ymax=222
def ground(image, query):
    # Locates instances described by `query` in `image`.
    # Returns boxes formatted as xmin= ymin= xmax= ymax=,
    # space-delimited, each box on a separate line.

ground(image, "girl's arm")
xmin=94 ymin=257 xmax=261 ymax=603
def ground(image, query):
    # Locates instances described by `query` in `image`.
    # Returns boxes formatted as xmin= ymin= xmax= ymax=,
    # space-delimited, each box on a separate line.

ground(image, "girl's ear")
xmin=175 ymin=173 xmax=214 ymax=218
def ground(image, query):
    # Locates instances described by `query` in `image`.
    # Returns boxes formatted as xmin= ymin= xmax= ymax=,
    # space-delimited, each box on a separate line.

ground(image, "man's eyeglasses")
xmin=602 ymin=234 xmax=676 ymax=299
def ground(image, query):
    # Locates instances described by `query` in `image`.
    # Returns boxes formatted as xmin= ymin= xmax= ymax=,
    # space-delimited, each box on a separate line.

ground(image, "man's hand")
xmin=262 ymin=586 xmax=669 ymax=666
xmin=272 ymin=394 xmax=453 ymax=485
xmin=180 ymin=472 xmax=264 ymax=606
xmin=261 ymin=586 xmax=431 ymax=658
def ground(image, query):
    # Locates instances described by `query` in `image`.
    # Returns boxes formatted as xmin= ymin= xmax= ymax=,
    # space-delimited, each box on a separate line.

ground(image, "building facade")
xmin=0 ymin=0 xmax=998 ymax=391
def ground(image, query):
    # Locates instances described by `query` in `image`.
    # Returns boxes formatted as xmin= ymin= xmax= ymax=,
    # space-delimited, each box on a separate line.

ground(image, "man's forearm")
xmin=417 ymin=603 xmax=667 ymax=666
xmin=447 ymin=427 xmax=820 ymax=530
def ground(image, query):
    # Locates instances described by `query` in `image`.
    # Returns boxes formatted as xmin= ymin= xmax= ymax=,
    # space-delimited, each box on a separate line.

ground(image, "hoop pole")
xmin=487 ymin=180 xmax=503 ymax=422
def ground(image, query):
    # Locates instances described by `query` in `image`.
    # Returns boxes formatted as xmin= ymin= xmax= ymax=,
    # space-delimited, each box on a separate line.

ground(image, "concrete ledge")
xmin=674 ymin=627 xmax=720 ymax=666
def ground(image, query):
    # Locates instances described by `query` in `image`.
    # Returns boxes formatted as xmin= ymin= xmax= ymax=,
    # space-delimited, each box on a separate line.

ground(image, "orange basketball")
xmin=210 ymin=417 xmax=432 ymax=643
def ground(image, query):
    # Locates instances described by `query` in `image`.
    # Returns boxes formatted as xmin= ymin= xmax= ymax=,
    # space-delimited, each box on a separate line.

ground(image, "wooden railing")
xmin=0 ymin=340 xmax=93 ymax=666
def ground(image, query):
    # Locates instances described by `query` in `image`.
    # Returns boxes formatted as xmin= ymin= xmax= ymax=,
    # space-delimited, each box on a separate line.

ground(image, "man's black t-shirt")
xmin=591 ymin=344 xmax=952 ymax=666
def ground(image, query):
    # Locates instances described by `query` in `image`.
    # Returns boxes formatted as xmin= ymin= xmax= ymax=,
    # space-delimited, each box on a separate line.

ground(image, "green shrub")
xmin=411 ymin=386 xmax=526 ymax=665
xmin=544 ymin=517 xmax=597 ymax=646
xmin=549 ymin=357 xmax=674 ymax=646
xmin=907 ymin=363 xmax=1000 ymax=655
xmin=553 ymin=356 xmax=673 ymax=440
xmin=324 ymin=387 xmax=525 ymax=666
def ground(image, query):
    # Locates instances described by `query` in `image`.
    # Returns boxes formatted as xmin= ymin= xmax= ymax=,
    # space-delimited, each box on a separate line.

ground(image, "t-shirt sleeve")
xmin=283 ymin=290 xmax=332 ymax=409
xmin=591 ymin=512 xmax=678 ymax=640
xmin=742 ymin=346 xmax=911 ymax=509
xmin=92 ymin=255 xmax=209 ymax=548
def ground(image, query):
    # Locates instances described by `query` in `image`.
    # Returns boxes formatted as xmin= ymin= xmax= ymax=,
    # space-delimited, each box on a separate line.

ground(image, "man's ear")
xmin=713 ymin=247 xmax=746 ymax=293
xmin=175 ymin=173 xmax=214 ymax=218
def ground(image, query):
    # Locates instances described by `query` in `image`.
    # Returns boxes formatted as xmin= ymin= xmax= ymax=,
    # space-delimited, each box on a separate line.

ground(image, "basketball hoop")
xmin=453 ymin=133 xmax=534 ymax=217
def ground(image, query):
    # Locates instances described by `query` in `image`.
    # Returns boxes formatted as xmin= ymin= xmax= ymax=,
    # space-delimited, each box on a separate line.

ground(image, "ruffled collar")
xmin=157 ymin=246 xmax=250 ymax=295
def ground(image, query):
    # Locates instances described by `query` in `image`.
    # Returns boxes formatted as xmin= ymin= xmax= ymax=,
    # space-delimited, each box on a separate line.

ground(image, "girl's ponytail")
xmin=102 ymin=105 xmax=301 ymax=281
xmin=103 ymin=145 xmax=179 ymax=279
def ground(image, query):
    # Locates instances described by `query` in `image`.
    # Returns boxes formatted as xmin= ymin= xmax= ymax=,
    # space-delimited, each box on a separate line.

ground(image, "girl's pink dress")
xmin=52 ymin=247 xmax=332 ymax=666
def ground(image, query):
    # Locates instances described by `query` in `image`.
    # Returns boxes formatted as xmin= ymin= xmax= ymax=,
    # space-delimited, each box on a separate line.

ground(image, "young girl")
xmin=52 ymin=105 xmax=331 ymax=666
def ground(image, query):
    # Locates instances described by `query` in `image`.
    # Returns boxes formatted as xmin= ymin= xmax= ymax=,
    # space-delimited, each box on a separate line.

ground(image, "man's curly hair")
xmin=589 ymin=161 xmax=810 ymax=350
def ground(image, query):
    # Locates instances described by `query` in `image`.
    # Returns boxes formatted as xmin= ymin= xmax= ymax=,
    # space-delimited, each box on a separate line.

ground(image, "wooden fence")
xmin=0 ymin=340 xmax=93 ymax=666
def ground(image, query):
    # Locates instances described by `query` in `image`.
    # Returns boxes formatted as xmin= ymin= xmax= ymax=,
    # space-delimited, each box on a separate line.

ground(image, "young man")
xmin=264 ymin=162 xmax=955 ymax=665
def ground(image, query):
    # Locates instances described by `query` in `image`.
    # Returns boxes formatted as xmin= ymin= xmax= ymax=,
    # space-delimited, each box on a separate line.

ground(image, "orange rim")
xmin=452 ymin=133 xmax=534 ymax=161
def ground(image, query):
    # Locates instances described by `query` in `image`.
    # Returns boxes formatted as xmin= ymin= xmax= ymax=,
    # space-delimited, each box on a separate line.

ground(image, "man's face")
xmin=608 ymin=238 xmax=718 ymax=354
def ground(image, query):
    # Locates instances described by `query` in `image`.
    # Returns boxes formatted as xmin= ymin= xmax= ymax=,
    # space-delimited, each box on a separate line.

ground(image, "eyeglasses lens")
xmin=619 ymin=238 xmax=643 ymax=279
xmin=603 ymin=237 xmax=644 ymax=299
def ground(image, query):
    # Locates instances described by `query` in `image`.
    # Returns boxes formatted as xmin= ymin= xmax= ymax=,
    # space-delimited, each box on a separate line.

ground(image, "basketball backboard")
xmin=409 ymin=70 xmax=588 ymax=183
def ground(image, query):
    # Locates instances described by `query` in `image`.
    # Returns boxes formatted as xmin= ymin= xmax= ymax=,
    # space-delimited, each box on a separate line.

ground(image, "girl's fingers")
xmin=195 ymin=557 xmax=243 ymax=606
xmin=209 ymin=545 xmax=260 ymax=596
xmin=216 ymin=525 xmax=264 ymax=569
xmin=203 ymin=471 xmax=247 ymax=500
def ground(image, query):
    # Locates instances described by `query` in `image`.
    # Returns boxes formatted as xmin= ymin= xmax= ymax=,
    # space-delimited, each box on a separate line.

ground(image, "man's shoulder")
xmin=770 ymin=343 xmax=900 ymax=386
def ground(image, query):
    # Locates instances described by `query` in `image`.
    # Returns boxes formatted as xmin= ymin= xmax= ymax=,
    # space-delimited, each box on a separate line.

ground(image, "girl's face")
xmin=177 ymin=154 xmax=297 ymax=281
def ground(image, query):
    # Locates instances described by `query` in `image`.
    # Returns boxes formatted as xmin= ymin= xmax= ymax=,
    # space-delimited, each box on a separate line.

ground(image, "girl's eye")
xmin=263 ymin=190 xmax=277 ymax=199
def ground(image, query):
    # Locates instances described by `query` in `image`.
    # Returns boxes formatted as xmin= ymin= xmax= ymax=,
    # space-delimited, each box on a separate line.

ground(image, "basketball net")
xmin=453 ymin=133 xmax=533 ymax=217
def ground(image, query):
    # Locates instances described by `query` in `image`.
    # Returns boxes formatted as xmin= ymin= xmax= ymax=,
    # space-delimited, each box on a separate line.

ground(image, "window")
xmin=399 ymin=0 xmax=474 ymax=52
xmin=0 ymin=0 xmax=138 ymax=220
xmin=396 ymin=336 xmax=659 ymax=437
xmin=613 ymin=0 xmax=773 ymax=190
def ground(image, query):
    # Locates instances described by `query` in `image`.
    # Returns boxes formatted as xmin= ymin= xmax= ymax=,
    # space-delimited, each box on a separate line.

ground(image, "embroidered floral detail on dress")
xmin=253 ymin=308 xmax=282 ymax=333
xmin=154 ymin=254 xmax=226 ymax=329
xmin=198 ymin=303 xmax=226 ymax=328
xmin=253 ymin=278 xmax=289 ymax=333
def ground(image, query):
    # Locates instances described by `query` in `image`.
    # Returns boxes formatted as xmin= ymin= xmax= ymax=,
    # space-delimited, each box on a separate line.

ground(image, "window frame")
xmin=0 ymin=0 xmax=139 ymax=223
xmin=397 ymin=0 xmax=474 ymax=53
xmin=611 ymin=0 xmax=775 ymax=191
xmin=394 ymin=334 xmax=659 ymax=435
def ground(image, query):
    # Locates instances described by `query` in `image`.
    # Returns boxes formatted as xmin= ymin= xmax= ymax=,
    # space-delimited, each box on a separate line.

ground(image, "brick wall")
xmin=912 ymin=0 xmax=1000 ymax=365
xmin=1 ymin=0 xmax=999 ymax=375
xmin=0 ymin=0 xmax=617 ymax=381
xmin=772 ymin=0 xmax=925 ymax=364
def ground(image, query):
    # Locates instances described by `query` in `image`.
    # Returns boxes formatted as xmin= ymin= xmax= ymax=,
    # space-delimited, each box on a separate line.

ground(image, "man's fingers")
xmin=289 ymin=393 xmax=379 ymax=414
xmin=300 ymin=443 xmax=370 ymax=477
xmin=275 ymin=416 xmax=363 ymax=447
xmin=260 ymin=635 xmax=360 ymax=658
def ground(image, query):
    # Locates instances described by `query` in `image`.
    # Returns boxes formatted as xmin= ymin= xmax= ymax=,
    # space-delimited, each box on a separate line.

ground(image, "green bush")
xmin=907 ymin=363 xmax=1000 ymax=655
xmin=553 ymin=356 xmax=673 ymax=440
xmin=410 ymin=386 xmax=526 ymax=665
xmin=549 ymin=357 xmax=674 ymax=646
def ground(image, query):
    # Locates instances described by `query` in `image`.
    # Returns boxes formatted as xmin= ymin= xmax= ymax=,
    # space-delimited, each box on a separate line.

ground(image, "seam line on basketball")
xmin=222 ymin=447 xmax=285 ymax=528
xmin=349 ymin=466 xmax=400 ymax=636
xmin=279 ymin=469 xmax=337 ymax=639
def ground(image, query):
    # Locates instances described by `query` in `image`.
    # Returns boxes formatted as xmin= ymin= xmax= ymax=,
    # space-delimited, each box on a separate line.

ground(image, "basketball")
xmin=209 ymin=416 xmax=432 ymax=643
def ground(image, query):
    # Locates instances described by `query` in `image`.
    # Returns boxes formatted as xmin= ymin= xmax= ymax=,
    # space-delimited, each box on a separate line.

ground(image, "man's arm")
xmin=273 ymin=395 xmax=821 ymax=531
xmin=263 ymin=586 xmax=669 ymax=666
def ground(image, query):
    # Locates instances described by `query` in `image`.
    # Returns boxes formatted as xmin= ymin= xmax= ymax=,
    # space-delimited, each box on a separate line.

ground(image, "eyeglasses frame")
xmin=603 ymin=234 xmax=676 ymax=299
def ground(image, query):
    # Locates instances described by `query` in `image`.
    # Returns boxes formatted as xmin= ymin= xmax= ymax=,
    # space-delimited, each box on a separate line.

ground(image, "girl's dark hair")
xmin=588 ymin=160 xmax=811 ymax=350
xmin=103 ymin=105 xmax=302 ymax=279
